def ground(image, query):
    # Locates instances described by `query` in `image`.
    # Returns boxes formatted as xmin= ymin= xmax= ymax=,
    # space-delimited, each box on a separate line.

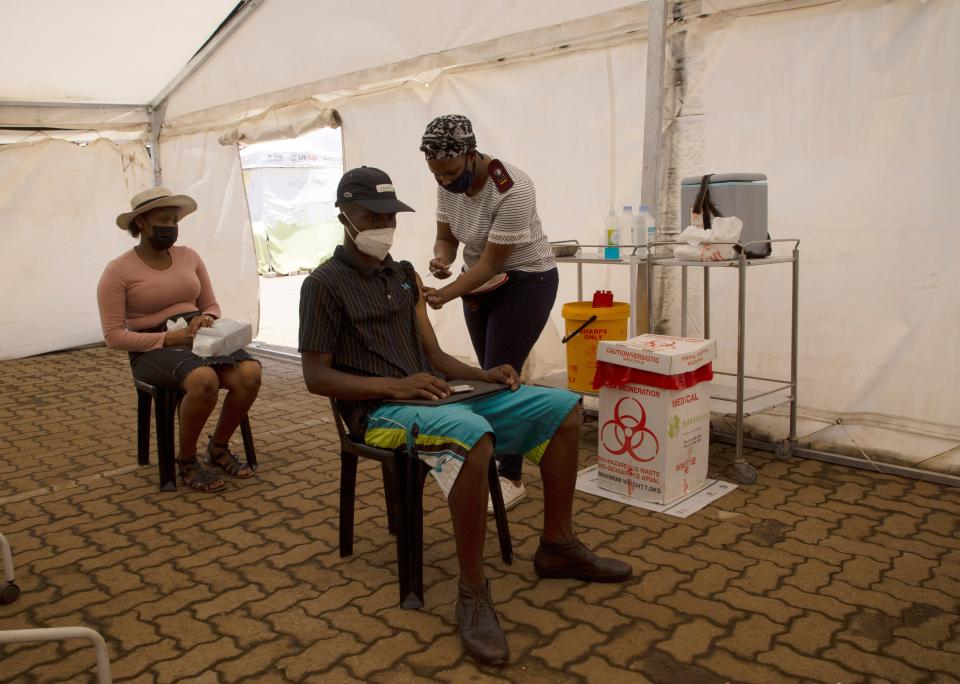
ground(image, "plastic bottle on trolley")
xmin=619 ymin=204 xmax=636 ymax=255
xmin=636 ymin=205 xmax=656 ymax=247
xmin=603 ymin=208 xmax=620 ymax=259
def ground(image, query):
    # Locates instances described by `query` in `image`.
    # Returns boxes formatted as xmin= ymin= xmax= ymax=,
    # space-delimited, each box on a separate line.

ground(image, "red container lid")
xmin=592 ymin=290 xmax=614 ymax=307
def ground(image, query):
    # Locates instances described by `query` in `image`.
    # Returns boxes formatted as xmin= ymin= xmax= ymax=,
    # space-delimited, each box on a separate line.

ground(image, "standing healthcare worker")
xmin=419 ymin=114 xmax=560 ymax=511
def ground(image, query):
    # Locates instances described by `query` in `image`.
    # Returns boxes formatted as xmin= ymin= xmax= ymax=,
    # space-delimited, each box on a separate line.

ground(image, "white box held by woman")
xmin=595 ymin=335 xmax=716 ymax=505
xmin=192 ymin=319 xmax=253 ymax=358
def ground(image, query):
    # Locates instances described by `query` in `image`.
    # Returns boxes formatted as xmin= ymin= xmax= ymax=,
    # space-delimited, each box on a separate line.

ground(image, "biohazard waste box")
xmin=592 ymin=334 xmax=717 ymax=504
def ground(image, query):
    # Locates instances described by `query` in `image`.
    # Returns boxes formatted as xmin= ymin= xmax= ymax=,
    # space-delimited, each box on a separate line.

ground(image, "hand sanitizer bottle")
xmin=604 ymin=208 xmax=620 ymax=259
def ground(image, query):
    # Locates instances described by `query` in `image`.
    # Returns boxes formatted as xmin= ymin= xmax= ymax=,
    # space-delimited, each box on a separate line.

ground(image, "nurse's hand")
xmin=423 ymin=287 xmax=446 ymax=310
xmin=428 ymin=257 xmax=452 ymax=279
xmin=484 ymin=364 xmax=520 ymax=390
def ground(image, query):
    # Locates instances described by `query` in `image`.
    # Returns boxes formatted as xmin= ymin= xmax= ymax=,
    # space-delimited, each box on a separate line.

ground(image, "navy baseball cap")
xmin=335 ymin=166 xmax=414 ymax=213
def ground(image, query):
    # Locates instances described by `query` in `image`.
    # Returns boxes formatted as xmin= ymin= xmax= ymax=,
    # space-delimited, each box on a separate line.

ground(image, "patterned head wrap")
xmin=419 ymin=114 xmax=477 ymax=160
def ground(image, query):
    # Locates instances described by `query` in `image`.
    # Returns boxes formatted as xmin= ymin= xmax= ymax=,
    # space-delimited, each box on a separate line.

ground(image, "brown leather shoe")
xmin=456 ymin=579 xmax=509 ymax=665
xmin=534 ymin=537 xmax=633 ymax=583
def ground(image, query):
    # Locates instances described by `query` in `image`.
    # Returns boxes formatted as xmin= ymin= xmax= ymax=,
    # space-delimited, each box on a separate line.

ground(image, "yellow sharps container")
xmin=561 ymin=300 xmax=630 ymax=392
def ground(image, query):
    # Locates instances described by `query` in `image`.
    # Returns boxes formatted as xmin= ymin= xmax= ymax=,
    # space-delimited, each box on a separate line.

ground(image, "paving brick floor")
xmin=1 ymin=347 xmax=959 ymax=683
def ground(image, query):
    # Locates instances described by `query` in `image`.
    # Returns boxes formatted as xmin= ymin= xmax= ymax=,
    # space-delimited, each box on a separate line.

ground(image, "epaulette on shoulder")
xmin=488 ymin=159 xmax=514 ymax=193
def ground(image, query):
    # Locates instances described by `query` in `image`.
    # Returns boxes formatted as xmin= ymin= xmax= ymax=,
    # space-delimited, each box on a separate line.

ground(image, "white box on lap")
xmin=191 ymin=319 xmax=252 ymax=358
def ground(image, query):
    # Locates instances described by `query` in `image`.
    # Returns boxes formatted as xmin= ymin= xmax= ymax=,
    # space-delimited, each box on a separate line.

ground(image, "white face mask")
xmin=343 ymin=213 xmax=395 ymax=261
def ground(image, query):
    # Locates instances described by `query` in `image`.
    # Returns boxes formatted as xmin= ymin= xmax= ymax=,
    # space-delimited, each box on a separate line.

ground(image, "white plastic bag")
xmin=672 ymin=227 xmax=710 ymax=261
xmin=672 ymin=216 xmax=743 ymax=262
xmin=192 ymin=318 xmax=253 ymax=358
xmin=704 ymin=217 xmax=743 ymax=260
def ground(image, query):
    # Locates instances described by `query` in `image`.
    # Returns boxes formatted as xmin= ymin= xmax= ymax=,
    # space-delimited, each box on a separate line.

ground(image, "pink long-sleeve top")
xmin=97 ymin=246 xmax=223 ymax=352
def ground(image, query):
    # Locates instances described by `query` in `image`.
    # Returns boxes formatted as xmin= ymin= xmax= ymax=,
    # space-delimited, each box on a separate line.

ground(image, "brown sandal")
xmin=208 ymin=437 xmax=255 ymax=479
xmin=177 ymin=456 xmax=227 ymax=492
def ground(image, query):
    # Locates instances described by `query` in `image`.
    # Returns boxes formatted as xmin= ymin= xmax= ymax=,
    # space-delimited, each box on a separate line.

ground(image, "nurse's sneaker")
xmin=487 ymin=477 xmax=526 ymax=514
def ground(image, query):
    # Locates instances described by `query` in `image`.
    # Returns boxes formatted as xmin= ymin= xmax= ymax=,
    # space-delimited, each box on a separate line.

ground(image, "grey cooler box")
xmin=680 ymin=173 xmax=769 ymax=258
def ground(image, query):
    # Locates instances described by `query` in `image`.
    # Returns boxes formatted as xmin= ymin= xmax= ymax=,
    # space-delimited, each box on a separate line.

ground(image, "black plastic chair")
xmin=329 ymin=399 xmax=513 ymax=609
xmin=136 ymin=379 xmax=256 ymax=491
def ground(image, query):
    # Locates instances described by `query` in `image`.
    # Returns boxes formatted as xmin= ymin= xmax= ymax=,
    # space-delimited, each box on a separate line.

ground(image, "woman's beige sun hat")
xmin=116 ymin=187 xmax=198 ymax=230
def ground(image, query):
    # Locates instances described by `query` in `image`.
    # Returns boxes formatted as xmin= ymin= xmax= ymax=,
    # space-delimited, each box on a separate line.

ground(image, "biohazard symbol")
xmin=643 ymin=338 xmax=678 ymax=350
xmin=601 ymin=397 xmax=659 ymax=462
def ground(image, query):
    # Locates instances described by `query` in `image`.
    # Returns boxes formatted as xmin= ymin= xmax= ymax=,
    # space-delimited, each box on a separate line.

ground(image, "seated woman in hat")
xmin=97 ymin=188 xmax=262 ymax=492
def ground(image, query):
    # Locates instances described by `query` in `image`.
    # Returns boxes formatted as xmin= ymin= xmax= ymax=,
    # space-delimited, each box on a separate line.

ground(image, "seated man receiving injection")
xmin=298 ymin=166 xmax=632 ymax=666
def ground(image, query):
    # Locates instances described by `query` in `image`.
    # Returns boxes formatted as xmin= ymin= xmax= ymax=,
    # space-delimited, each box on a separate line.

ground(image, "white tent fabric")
xmin=0 ymin=0 xmax=238 ymax=104
xmin=0 ymin=139 xmax=152 ymax=359
xmin=164 ymin=0 xmax=641 ymax=121
xmin=665 ymin=0 xmax=960 ymax=429
xmin=160 ymin=132 xmax=261 ymax=335
xmin=0 ymin=105 xmax=148 ymax=129
xmin=0 ymin=105 xmax=149 ymax=146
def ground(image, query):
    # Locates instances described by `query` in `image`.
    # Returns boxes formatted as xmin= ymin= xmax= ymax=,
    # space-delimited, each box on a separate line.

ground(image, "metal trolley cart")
xmin=542 ymin=239 xmax=800 ymax=485
xmin=643 ymin=239 xmax=800 ymax=484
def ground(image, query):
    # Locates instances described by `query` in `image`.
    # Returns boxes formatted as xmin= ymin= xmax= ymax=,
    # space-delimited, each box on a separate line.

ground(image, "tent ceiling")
xmin=164 ymin=0 xmax=639 ymax=120
xmin=0 ymin=0 xmax=831 ymax=118
xmin=2 ymin=0 xmax=640 ymax=113
xmin=0 ymin=0 xmax=239 ymax=105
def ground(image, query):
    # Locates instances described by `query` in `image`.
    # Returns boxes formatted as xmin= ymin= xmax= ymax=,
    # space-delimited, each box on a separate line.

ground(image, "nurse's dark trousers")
xmin=462 ymin=268 xmax=560 ymax=481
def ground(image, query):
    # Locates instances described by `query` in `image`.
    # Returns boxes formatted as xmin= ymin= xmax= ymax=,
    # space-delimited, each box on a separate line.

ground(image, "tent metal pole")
xmin=148 ymin=105 xmax=164 ymax=187
xmin=0 ymin=101 xmax=142 ymax=110
xmin=149 ymin=0 xmax=267 ymax=110
xmin=640 ymin=0 xmax=667 ymax=217
xmin=637 ymin=0 xmax=667 ymax=334
xmin=712 ymin=431 xmax=960 ymax=489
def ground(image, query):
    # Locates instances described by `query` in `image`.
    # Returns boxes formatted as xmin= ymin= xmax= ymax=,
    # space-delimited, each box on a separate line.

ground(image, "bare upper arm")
xmin=301 ymin=350 xmax=333 ymax=393
xmin=414 ymin=273 xmax=442 ymax=360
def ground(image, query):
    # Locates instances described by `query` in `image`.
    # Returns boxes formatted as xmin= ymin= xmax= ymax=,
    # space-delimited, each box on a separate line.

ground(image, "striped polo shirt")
xmin=299 ymin=245 xmax=439 ymax=435
xmin=436 ymin=160 xmax=555 ymax=273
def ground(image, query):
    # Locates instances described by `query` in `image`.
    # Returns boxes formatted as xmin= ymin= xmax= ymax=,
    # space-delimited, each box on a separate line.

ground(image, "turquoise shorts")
xmin=364 ymin=385 xmax=580 ymax=482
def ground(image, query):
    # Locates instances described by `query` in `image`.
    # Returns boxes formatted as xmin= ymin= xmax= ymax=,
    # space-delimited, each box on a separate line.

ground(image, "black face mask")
xmin=147 ymin=225 xmax=178 ymax=251
xmin=439 ymin=155 xmax=475 ymax=194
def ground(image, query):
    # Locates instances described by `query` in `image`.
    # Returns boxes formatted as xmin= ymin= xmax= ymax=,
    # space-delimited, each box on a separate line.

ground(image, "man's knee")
xmin=450 ymin=433 xmax=495 ymax=498
xmin=183 ymin=366 xmax=219 ymax=401
xmin=465 ymin=433 xmax=495 ymax=468
xmin=538 ymin=404 xmax=581 ymax=468
xmin=559 ymin=404 xmax=581 ymax=436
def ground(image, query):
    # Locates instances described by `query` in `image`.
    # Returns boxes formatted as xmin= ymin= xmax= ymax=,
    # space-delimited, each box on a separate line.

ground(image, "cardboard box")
xmin=595 ymin=335 xmax=714 ymax=505
xmin=192 ymin=319 xmax=253 ymax=358
xmin=596 ymin=334 xmax=717 ymax=375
